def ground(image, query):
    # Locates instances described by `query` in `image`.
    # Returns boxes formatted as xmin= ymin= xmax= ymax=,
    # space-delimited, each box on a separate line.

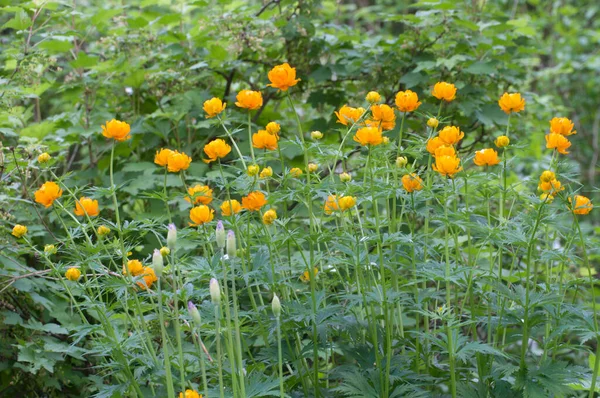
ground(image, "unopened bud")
xmin=396 ymin=156 xmax=408 ymax=168
xmin=272 ymin=294 xmax=281 ymax=318
xmin=160 ymin=246 xmax=170 ymax=256
xmin=44 ymin=244 xmax=57 ymax=255
xmin=216 ymin=221 xmax=226 ymax=248
xmin=340 ymin=172 xmax=352 ymax=182
xmin=226 ymin=230 xmax=236 ymax=258
xmin=152 ymin=249 xmax=164 ymax=277
xmin=427 ymin=117 xmax=439 ymax=129
xmin=166 ymin=223 xmax=177 ymax=250
xmin=210 ymin=278 xmax=221 ymax=304
xmin=188 ymin=301 xmax=202 ymax=327
xmin=247 ymin=164 xmax=259 ymax=176
xmin=310 ymin=131 xmax=323 ymax=140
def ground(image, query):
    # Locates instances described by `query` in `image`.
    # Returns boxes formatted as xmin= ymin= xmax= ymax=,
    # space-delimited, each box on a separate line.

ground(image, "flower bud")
xmin=340 ymin=172 xmax=352 ymax=182
xmin=97 ymin=225 xmax=110 ymax=236
xmin=494 ymin=135 xmax=510 ymax=148
xmin=308 ymin=163 xmax=318 ymax=173
xmin=289 ymin=167 xmax=302 ymax=177
xmin=260 ymin=166 xmax=273 ymax=178
xmin=272 ymin=294 xmax=281 ymax=318
xmin=167 ymin=223 xmax=177 ymax=250
xmin=38 ymin=152 xmax=51 ymax=164
xmin=210 ymin=278 xmax=221 ymax=304
xmin=44 ymin=244 xmax=57 ymax=255
xmin=215 ymin=221 xmax=226 ymax=248
xmin=226 ymin=230 xmax=236 ymax=258
xmin=247 ymin=164 xmax=259 ymax=176
xmin=188 ymin=301 xmax=202 ymax=327
xmin=160 ymin=246 xmax=170 ymax=256
xmin=152 ymin=249 xmax=164 ymax=277
xmin=310 ymin=131 xmax=323 ymax=140
xmin=396 ymin=156 xmax=408 ymax=168
xmin=427 ymin=117 xmax=439 ymax=129
xmin=382 ymin=136 xmax=390 ymax=145
xmin=365 ymin=91 xmax=381 ymax=104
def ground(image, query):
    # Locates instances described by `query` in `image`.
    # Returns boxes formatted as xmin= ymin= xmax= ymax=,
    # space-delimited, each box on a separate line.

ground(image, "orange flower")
xmin=242 ymin=191 xmax=267 ymax=212
xmin=154 ymin=148 xmax=173 ymax=167
xmin=101 ymin=119 xmax=131 ymax=141
xmin=432 ymin=155 xmax=463 ymax=178
xmin=235 ymin=89 xmax=263 ymax=110
xmin=498 ymin=92 xmax=525 ymax=114
xmin=267 ymin=63 xmax=300 ymax=91
xmin=438 ymin=126 xmax=464 ymax=146
xmin=179 ymin=390 xmax=202 ymax=398
xmin=426 ymin=137 xmax=444 ymax=155
xmin=203 ymin=139 xmax=232 ymax=163
xmin=189 ymin=205 xmax=215 ymax=226
xmin=401 ymin=173 xmax=423 ymax=192
xmin=123 ymin=259 xmax=144 ymax=276
xmin=167 ymin=151 xmax=192 ymax=172
xmin=395 ymin=90 xmax=422 ymax=112
xmin=185 ymin=185 xmax=213 ymax=205
xmin=265 ymin=121 xmax=281 ymax=136
xmin=434 ymin=146 xmax=456 ymax=158
xmin=252 ymin=130 xmax=278 ymax=150
xmin=335 ymin=105 xmax=365 ymax=126
xmin=545 ymin=133 xmax=571 ymax=155
xmin=221 ymin=199 xmax=242 ymax=216
xmin=324 ymin=195 xmax=340 ymax=215
xmin=324 ymin=195 xmax=355 ymax=214
xmin=569 ymin=195 xmax=593 ymax=215
xmin=74 ymin=197 xmax=100 ymax=217
xmin=300 ymin=267 xmax=319 ymax=283
xmin=473 ymin=148 xmax=500 ymax=166
xmin=538 ymin=179 xmax=564 ymax=194
xmin=549 ymin=117 xmax=576 ymax=136
xmin=34 ymin=181 xmax=63 ymax=208
xmin=353 ymin=127 xmax=383 ymax=146
xmin=432 ymin=82 xmax=457 ymax=102
xmin=203 ymin=97 xmax=227 ymax=118
xmin=367 ymin=104 xmax=396 ymax=131
xmin=137 ymin=267 xmax=158 ymax=290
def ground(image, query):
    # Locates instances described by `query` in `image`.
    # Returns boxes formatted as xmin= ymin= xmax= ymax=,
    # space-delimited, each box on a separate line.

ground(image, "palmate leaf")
xmin=515 ymin=360 xmax=588 ymax=398
xmin=244 ymin=372 xmax=281 ymax=397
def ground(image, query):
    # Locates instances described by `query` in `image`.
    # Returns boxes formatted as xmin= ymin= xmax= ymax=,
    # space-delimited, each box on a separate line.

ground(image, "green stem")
xmin=158 ymin=279 xmax=176 ymax=398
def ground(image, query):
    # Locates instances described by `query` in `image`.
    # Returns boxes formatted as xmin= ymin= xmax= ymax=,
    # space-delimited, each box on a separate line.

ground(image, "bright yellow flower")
xmin=203 ymin=139 xmax=232 ymax=163
xmin=290 ymin=168 xmax=303 ymax=177
xmin=260 ymin=166 xmax=273 ymax=178
xmin=65 ymin=268 xmax=81 ymax=281
xmin=253 ymin=130 xmax=278 ymax=150
xmin=97 ymin=225 xmax=110 ymax=236
xmin=549 ymin=117 xmax=576 ymax=136
xmin=367 ymin=104 xmax=396 ymax=131
xmin=267 ymin=63 xmax=300 ymax=91
xmin=438 ymin=125 xmax=464 ymax=146
xmin=353 ymin=127 xmax=383 ymax=146
xmin=432 ymin=82 xmax=457 ymax=102
xmin=137 ymin=267 xmax=158 ymax=290
xmin=426 ymin=137 xmax=444 ymax=155
xmin=123 ymin=259 xmax=144 ymax=276
xmin=432 ymin=155 xmax=463 ymax=178
xmin=545 ymin=133 xmax=571 ymax=155
xmin=324 ymin=195 xmax=355 ymax=214
xmin=185 ymin=185 xmax=213 ymax=205
xmin=203 ymin=97 xmax=226 ymax=118
xmin=167 ymin=151 xmax=192 ymax=172
xmin=242 ymin=191 xmax=267 ymax=212
xmin=262 ymin=209 xmax=277 ymax=225
xmin=401 ymin=173 xmax=423 ymax=192
xmin=335 ymin=105 xmax=365 ymax=126
xmin=221 ymin=199 xmax=242 ymax=216
xmin=308 ymin=163 xmax=319 ymax=173
xmin=366 ymin=91 xmax=381 ymax=104
xmin=101 ymin=119 xmax=131 ymax=141
xmin=473 ymin=148 xmax=500 ymax=167
xmin=265 ymin=122 xmax=281 ymax=136
xmin=495 ymin=135 xmax=510 ymax=148
xmin=34 ymin=181 xmax=63 ymax=208
xmin=11 ymin=224 xmax=27 ymax=238
xmin=395 ymin=90 xmax=422 ymax=112
xmin=38 ymin=152 xmax=51 ymax=163
xmin=427 ymin=117 xmax=439 ymax=129
xmin=538 ymin=179 xmax=564 ymax=194
xmin=338 ymin=196 xmax=357 ymax=211
xmin=300 ymin=267 xmax=319 ymax=283
xmin=154 ymin=148 xmax=173 ymax=167
xmin=235 ymin=89 xmax=263 ymax=110
xmin=74 ymin=197 xmax=100 ymax=217
xmin=434 ymin=146 xmax=456 ymax=158
xmin=570 ymin=195 xmax=593 ymax=215
xmin=189 ymin=205 xmax=215 ymax=226
xmin=179 ymin=390 xmax=202 ymax=398
xmin=540 ymin=171 xmax=556 ymax=183
xmin=498 ymin=92 xmax=525 ymax=114
xmin=247 ymin=164 xmax=260 ymax=176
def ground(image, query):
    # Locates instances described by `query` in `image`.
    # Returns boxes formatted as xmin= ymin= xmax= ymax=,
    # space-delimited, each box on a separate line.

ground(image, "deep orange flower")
xmin=203 ymin=139 xmax=232 ymax=163
xmin=395 ymin=90 xmax=421 ymax=112
xmin=74 ymin=197 xmax=100 ymax=217
xmin=335 ymin=105 xmax=365 ymax=126
xmin=123 ymin=259 xmax=144 ymax=276
xmin=252 ymin=130 xmax=278 ymax=150
xmin=137 ymin=267 xmax=157 ymax=290
xmin=353 ymin=127 xmax=383 ymax=146
xmin=569 ymin=195 xmax=593 ymax=215
xmin=434 ymin=146 xmax=456 ymax=158
xmin=221 ymin=199 xmax=242 ymax=216
xmin=189 ymin=205 xmax=215 ymax=226
xmin=242 ymin=191 xmax=267 ymax=212
xmin=235 ymin=90 xmax=263 ymax=110
xmin=179 ymin=389 xmax=202 ymax=398
xmin=35 ymin=181 xmax=63 ymax=208
xmin=101 ymin=119 xmax=131 ymax=141
xmin=549 ymin=117 xmax=576 ymax=136
xmin=498 ymin=92 xmax=525 ymax=114
xmin=203 ymin=97 xmax=227 ymax=118
xmin=167 ymin=151 xmax=192 ymax=172
xmin=367 ymin=104 xmax=396 ymax=131
xmin=545 ymin=133 xmax=571 ymax=155
xmin=538 ymin=179 xmax=564 ymax=194
xmin=473 ymin=148 xmax=500 ymax=166
xmin=185 ymin=185 xmax=213 ymax=205
xmin=426 ymin=137 xmax=444 ymax=155
xmin=401 ymin=173 xmax=424 ymax=192
xmin=267 ymin=63 xmax=300 ymax=91
xmin=432 ymin=155 xmax=462 ymax=178
xmin=432 ymin=82 xmax=457 ymax=102
xmin=154 ymin=148 xmax=173 ymax=167
xmin=438 ymin=126 xmax=464 ymax=146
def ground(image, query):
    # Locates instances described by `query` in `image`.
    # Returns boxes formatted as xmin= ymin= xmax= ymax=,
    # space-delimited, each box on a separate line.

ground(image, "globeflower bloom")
xmin=262 ymin=209 xmax=277 ymax=225
xmin=252 ymin=130 xmax=278 ymax=150
xmin=97 ymin=225 xmax=110 ymax=236
xmin=38 ymin=152 xmax=51 ymax=164
xmin=265 ymin=121 xmax=281 ymax=136
xmin=570 ymin=195 xmax=593 ymax=215
xmin=235 ymin=89 xmax=263 ymax=110
xmin=137 ymin=267 xmax=157 ymax=290
xmin=550 ymin=117 xmax=576 ymax=136
xmin=260 ymin=166 xmax=273 ymax=178
xmin=433 ymin=155 xmax=463 ymax=178
xmin=438 ymin=125 xmax=464 ymax=146
xmin=427 ymin=117 xmax=439 ymax=129
xmin=426 ymin=137 xmax=444 ymax=155
xmin=221 ymin=199 xmax=242 ymax=216
xmin=540 ymin=170 xmax=556 ymax=183
xmin=338 ymin=196 xmax=357 ymax=211
xmin=123 ymin=259 xmax=144 ymax=276
xmin=432 ymin=82 xmax=457 ymax=102
xmin=242 ymin=191 xmax=267 ymax=212
xmin=154 ymin=148 xmax=173 ymax=167
xmin=300 ymin=267 xmax=319 ymax=282
xmin=74 ymin=197 xmax=100 ymax=217
xmin=434 ymin=146 xmax=456 ymax=158
xmin=498 ymin=92 xmax=525 ymax=114
xmin=189 ymin=205 xmax=215 ymax=226
xmin=290 ymin=168 xmax=303 ymax=177
xmin=545 ymin=133 xmax=571 ymax=155
xmin=12 ymin=224 xmax=27 ymax=238
xmin=395 ymin=90 xmax=421 ymax=112
xmin=179 ymin=390 xmax=202 ymax=398
xmin=353 ymin=127 xmax=383 ymax=146
xmin=35 ymin=181 xmax=63 ymax=208
xmin=473 ymin=148 xmax=500 ymax=166
xmin=65 ymin=268 xmax=81 ymax=281
xmin=185 ymin=185 xmax=213 ymax=205
xmin=366 ymin=91 xmax=381 ymax=104
xmin=101 ymin=119 xmax=131 ymax=141
xmin=167 ymin=151 xmax=192 ymax=172
xmin=367 ymin=104 xmax=396 ymax=131
xmin=495 ymin=135 xmax=510 ymax=148
xmin=308 ymin=163 xmax=319 ymax=173
xmin=401 ymin=173 xmax=423 ymax=192
xmin=335 ymin=105 xmax=365 ymax=126
xmin=203 ymin=97 xmax=226 ymax=118
xmin=267 ymin=63 xmax=300 ymax=91
xmin=538 ymin=179 xmax=564 ymax=194
xmin=203 ymin=139 xmax=232 ymax=163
